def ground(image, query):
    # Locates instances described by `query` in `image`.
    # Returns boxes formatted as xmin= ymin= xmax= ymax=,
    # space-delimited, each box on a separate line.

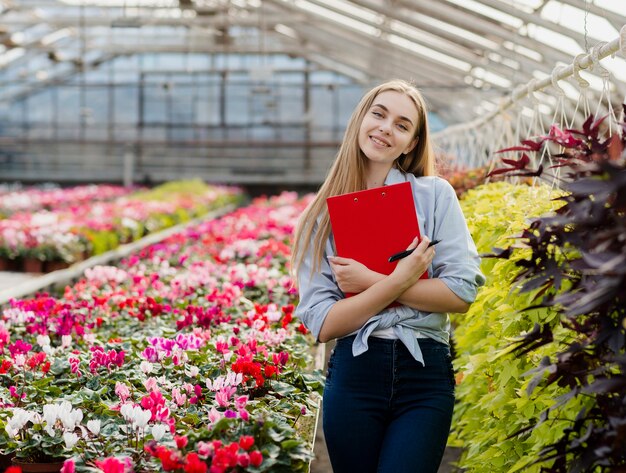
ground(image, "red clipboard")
xmin=326 ymin=181 xmax=428 ymax=304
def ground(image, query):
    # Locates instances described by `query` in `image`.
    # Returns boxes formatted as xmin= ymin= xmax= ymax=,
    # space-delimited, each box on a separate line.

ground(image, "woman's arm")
xmin=329 ymin=259 xmax=469 ymax=313
xmin=329 ymin=179 xmax=484 ymax=315
xmin=318 ymin=237 xmax=434 ymax=343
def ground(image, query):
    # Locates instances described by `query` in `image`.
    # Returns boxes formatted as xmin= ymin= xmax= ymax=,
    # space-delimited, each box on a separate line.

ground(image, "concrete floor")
xmin=0 ymin=271 xmax=38 ymax=292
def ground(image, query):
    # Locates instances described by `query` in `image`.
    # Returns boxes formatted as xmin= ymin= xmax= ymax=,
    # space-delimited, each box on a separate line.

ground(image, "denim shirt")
xmin=295 ymin=169 xmax=485 ymax=366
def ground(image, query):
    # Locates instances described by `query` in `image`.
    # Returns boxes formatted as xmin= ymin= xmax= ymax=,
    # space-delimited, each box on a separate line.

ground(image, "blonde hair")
xmin=291 ymin=79 xmax=436 ymax=279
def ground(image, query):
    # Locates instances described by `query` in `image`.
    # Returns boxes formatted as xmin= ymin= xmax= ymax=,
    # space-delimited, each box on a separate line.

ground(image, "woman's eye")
xmin=372 ymin=111 xmax=383 ymax=118
xmin=398 ymin=124 xmax=408 ymax=131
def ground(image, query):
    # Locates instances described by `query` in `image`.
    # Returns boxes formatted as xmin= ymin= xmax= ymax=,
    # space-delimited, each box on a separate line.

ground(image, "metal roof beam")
xmin=265 ymin=0 xmax=485 ymax=82
xmin=292 ymin=0 xmax=525 ymax=85
xmin=556 ymin=0 xmax=626 ymax=31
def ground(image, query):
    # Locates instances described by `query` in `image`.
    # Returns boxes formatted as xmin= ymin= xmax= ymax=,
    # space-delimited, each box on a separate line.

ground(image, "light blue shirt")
xmin=295 ymin=168 xmax=485 ymax=366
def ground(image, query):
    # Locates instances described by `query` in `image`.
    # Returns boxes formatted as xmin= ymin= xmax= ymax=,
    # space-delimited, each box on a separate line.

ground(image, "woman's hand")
xmin=328 ymin=256 xmax=376 ymax=294
xmin=391 ymin=237 xmax=435 ymax=291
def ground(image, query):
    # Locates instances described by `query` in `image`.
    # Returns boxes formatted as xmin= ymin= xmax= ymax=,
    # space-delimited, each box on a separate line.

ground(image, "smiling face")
xmin=357 ymin=90 xmax=420 ymax=170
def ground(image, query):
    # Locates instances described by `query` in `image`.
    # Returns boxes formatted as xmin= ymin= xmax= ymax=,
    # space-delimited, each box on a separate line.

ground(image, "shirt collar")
xmin=384 ymin=167 xmax=407 ymax=185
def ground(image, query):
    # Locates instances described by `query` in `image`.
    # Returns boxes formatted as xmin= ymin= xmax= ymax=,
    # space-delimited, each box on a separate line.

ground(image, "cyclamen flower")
xmin=8 ymin=339 xmax=32 ymax=357
xmin=144 ymin=377 xmax=158 ymax=392
xmin=9 ymin=386 xmax=25 ymax=399
xmin=60 ymin=459 xmax=76 ymax=473
xmin=5 ymin=408 xmax=34 ymax=437
xmin=140 ymin=360 xmax=153 ymax=374
xmin=63 ymin=431 xmax=80 ymax=448
xmin=152 ymin=424 xmax=167 ymax=441
xmin=69 ymin=356 xmax=82 ymax=377
xmin=172 ymin=388 xmax=187 ymax=406
xmin=184 ymin=452 xmax=207 ymax=473
xmin=94 ymin=457 xmax=133 ymax=473
xmin=87 ymin=419 xmax=101 ymax=435
xmin=215 ymin=386 xmax=236 ymax=408
xmin=120 ymin=404 xmax=152 ymax=430
xmin=115 ymin=382 xmax=131 ymax=403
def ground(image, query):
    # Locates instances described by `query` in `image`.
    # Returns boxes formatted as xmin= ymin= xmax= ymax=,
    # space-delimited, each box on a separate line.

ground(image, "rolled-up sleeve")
xmin=295 ymin=238 xmax=344 ymax=341
xmin=431 ymin=179 xmax=485 ymax=303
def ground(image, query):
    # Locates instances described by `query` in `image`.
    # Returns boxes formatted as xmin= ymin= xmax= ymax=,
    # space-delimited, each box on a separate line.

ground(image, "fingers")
xmin=327 ymin=256 xmax=352 ymax=265
xmin=416 ymin=236 xmax=431 ymax=250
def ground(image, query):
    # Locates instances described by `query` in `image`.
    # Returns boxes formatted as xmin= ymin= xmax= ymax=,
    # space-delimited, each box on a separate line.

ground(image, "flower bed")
xmin=0 ymin=185 xmax=136 ymax=218
xmin=0 ymin=191 xmax=323 ymax=472
xmin=0 ymin=181 xmax=243 ymax=272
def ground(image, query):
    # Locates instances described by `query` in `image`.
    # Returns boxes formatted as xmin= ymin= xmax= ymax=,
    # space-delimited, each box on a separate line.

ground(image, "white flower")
xmin=185 ymin=365 xmax=199 ymax=377
xmin=57 ymin=401 xmax=83 ymax=430
xmin=134 ymin=408 xmax=152 ymax=430
xmin=121 ymin=404 xmax=152 ymax=430
xmin=37 ymin=334 xmax=51 ymax=347
xmin=5 ymin=409 xmax=33 ymax=437
xmin=14 ymin=354 xmax=25 ymax=367
xmin=151 ymin=424 xmax=167 ymax=441
xmin=140 ymin=360 xmax=153 ymax=374
xmin=87 ymin=419 xmax=101 ymax=435
xmin=61 ymin=335 xmax=72 ymax=348
xmin=43 ymin=404 xmax=60 ymax=435
xmin=63 ymin=432 xmax=80 ymax=449
xmin=120 ymin=403 xmax=134 ymax=421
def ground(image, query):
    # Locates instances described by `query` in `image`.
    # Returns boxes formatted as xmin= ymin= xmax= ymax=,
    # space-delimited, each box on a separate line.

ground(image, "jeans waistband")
xmin=336 ymin=334 xmax=444 ymax=347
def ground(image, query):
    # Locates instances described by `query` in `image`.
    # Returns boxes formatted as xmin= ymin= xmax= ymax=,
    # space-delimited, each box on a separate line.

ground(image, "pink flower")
xmin=115 ymin=382 xmax=130 ymax=403
xmin=208 ymin=407 xmax=222 ymax=424
xmin=172 ymin=388 xmax=187 ymax=406
xmin=8 ymin=340 xmax=32 ymax=357
xmin=9 ymin=386 xmax=25 ymax=399
xmin=197 ymin=441 xmax=212 ymax=457
xmin=234 ymin=395 xmax=248 ymax=410
xmin=60 ymin=459 xmax=76 ymax=473
xmin=215 ymin=386 xmax=236 ymax=408
xmin=144 ymin=377 xmax=158 ymax=392
xmin=94 ymin=457 xmax=132 ymax=473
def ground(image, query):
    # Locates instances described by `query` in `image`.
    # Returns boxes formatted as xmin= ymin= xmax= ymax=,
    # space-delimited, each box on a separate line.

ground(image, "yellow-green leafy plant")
xmin=451 ymin=181 xmax=592 ymax=472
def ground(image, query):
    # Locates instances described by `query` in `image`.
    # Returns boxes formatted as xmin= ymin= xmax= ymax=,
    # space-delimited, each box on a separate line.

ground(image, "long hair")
xmin=291 ymin=79 xmax=436 ymax=280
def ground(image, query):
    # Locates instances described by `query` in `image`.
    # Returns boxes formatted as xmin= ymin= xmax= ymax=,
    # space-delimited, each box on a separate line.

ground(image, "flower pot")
xmin=0 ymin=453 xmax=14 ymax=470
xmin=0 ymin=257 xmax=21 ymax=272
xmin=43 ymin=260 xmax=71 ymax=273
xmin=0 ymin=257 xmax=9 ymax=271
xmin=11 ymin=458 xmax=66 ymax=473
xmin=22 ymin=257 xmax=43 ymax=274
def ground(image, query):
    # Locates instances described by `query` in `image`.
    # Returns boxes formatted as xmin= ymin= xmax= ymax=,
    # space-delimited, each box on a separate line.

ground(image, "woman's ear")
xmin=403 ymin=137 xmax=418 ymax=155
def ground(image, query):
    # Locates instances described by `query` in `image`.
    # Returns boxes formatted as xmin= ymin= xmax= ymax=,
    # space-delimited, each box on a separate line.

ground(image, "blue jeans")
xmin=323 ymin=335 xmax=455 ymax=473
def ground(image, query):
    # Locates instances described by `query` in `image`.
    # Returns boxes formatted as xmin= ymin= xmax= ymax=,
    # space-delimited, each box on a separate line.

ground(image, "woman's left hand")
xmin=328 ymin=256 xmax=377 ymax=294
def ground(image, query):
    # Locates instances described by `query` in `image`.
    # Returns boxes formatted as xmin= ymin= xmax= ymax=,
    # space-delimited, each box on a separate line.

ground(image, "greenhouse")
xmin=0 ymin=0 xmax=625 ymax=472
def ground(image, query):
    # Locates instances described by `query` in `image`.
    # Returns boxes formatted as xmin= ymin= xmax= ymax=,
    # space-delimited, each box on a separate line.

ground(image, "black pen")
xmin=388 ymin=239 xmax=441 ymax=263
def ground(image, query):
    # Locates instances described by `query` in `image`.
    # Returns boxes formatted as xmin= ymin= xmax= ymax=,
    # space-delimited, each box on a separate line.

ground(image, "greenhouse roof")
xmin=1 ymin=0 xmax=625 ymax=124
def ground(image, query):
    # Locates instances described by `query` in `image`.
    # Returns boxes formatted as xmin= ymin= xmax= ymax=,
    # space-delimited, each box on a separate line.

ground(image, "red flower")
xmin=249 ymin=450 xmax=263 ymax=467
xmin=238 ymin=435 xmax=254 ymax=451
xmin=264 ymin=364 xmax=277 ymax=378
xmin=0 ymin=359 xmax=12 ymax=374
xmin=5 ymin=466 xmax=22 ymax=473
xmin=175 ymin=435 xmax=189 ymax=450
xmin=297 ymin=323 xmax=308 ymax=334
xmin=236 ymin=453 xmax=250 ymax=467
xmin=184 ymin=453 xmax=207 ymax=473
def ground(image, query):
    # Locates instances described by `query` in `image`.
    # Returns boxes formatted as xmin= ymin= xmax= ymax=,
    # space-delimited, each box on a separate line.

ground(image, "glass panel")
xmin=114 ymin=85 xmax=138 ymax=124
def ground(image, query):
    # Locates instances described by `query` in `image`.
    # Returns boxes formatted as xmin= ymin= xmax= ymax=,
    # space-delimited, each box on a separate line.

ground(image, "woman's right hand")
xmin=391 ymin=237 xmax=435 ymax=290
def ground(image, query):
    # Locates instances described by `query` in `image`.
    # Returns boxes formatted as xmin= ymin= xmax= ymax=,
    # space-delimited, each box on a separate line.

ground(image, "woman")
xmin=291 ymin=79 xmax=485 ymax=473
